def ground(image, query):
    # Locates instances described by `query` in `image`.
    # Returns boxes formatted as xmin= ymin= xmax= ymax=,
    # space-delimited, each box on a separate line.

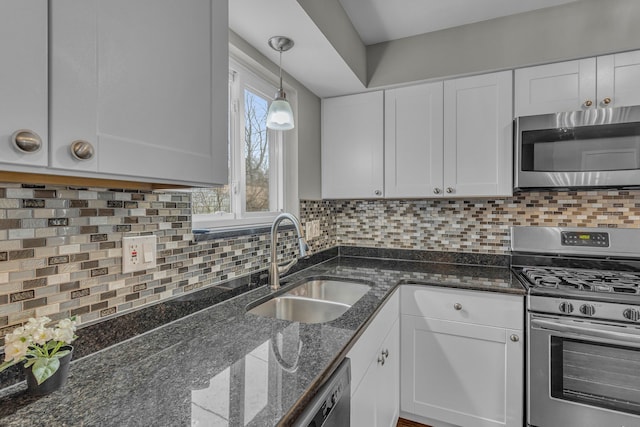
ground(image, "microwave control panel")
xmin=561 ymin=231 xmax=610 ymax=247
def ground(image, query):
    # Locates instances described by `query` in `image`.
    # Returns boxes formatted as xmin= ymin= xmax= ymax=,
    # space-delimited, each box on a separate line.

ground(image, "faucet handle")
xmin=298 ymin=237 xmax=310 ymax=258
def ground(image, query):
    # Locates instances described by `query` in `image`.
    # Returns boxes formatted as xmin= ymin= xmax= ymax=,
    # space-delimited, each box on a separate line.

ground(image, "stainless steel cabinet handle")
xmin=446 ymin=187 xmax=454 ymax=194
xmin=602 ymin=97 xmax=612 ymax=105
xmin=12 ymin=130 xmax=42 ymax=153
xmin=70 ymin=140 xmax=95 ymax=160
xmin=377 ymin=355 xmax=385 ymax=366
xmin=381 ymin=349 xmax=389 ymax=358
xmin=433 ymin=188 xmax=441 ymax=195
xmin=510 ymin=334 xmax=519 ymax=342
xmin=374 ymin=189 xmax=382 ymax=196
xmin=584 ymin=99 xmax=593 ymax=107
xmin=454 ymin=303 xmax=462 ymax=311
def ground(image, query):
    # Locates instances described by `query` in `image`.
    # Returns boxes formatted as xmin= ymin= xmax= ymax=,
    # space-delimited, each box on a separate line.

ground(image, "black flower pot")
xmin=24 ymin=346 xmax=73 ymax=396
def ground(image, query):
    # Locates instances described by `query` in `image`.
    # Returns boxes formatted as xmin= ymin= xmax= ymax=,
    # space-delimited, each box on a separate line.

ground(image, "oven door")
xmin=529 ymin=313 xmax=640 ymax=427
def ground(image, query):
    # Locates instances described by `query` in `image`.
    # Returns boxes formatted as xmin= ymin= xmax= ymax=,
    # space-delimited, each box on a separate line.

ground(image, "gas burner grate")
xmin=521 ymin=267 xmax=640 ymax=294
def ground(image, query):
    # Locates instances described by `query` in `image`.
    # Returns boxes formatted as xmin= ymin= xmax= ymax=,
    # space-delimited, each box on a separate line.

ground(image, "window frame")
xmin=192 ymin=58 xmax=289 ymax=230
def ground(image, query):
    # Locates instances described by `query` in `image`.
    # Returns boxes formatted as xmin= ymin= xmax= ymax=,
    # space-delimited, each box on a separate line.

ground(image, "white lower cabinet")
xmin=348 ymin=289 xmax=399 ymax=427
xmin=399 ymin=286 xmax=524 ymax=427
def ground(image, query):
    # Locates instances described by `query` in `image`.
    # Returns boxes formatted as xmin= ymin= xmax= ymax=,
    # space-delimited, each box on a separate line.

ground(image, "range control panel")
xmin=561 ymin=231 xmax=609 ymax=247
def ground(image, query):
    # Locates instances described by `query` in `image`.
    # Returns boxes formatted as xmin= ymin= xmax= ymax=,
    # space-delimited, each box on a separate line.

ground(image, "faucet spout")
xmin=269 ymin=213 xmax=310 ymax=291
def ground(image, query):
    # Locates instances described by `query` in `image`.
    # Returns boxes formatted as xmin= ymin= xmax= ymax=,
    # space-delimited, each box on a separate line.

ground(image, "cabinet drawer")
xmin=348 ymin=288 xmax=399 ymax=392
xmin=401 ymin=285 xmax=523 ymax=330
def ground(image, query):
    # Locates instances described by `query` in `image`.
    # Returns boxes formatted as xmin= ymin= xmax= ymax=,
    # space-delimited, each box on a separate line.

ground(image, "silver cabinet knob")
xmin=454 ymin=303 xmax=462 ymax=311
xmin=510 ymin=334 xmax=519 ymax=342
xmin=584 ymin=99 xmax=593 ymax=107
xmin=70 ymin=140 xmax=95 ymax=160
xmin=374 ymin=189 xmax=382 ymax=196
xmin=446 ymin=187 xmax=454 ymax=194
xmin=377 ymin=355 xmax=385 ymax=366
xmin=602 ymin=97 xmax=612 ymax=105
xmin=433 ymin=188 xmax=441 ymax=195
xmin=381 ymin=348 xmax=389 ymax=358
xmin=12 ymin=130 xmax=42 ymax=153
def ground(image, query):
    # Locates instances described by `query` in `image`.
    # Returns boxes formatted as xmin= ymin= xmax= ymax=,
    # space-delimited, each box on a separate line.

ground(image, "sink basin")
xmin=248 ymin=296 xmax=351 ymax=323
xmin=285 ymin=279 xmax=371 ymax=305
xmin=248 ymin=278 xmax=371 ymax=323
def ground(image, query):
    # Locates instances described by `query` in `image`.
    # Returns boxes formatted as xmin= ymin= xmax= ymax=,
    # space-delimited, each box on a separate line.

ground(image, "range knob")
xmin=623 ymin=308 xmax=640 ymax=322
xmin=558 ymin=301 xmax=574 ymax=314
xmin=579 ymin=304 xmax=596 ymax=317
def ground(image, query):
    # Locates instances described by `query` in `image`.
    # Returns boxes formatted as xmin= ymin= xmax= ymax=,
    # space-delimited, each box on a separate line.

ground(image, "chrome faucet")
xmin=269 ymin=213 xmax=310 ymax=291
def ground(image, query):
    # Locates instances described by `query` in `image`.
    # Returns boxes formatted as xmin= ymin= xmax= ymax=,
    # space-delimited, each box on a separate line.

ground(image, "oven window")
xmin=521 ymin=122 xmax=640 ymax=172
xmin=550 ymin=337 xmax=640 ymax=415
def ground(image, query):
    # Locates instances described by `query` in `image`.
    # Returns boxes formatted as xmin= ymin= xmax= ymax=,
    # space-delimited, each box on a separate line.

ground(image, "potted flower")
xmin=0 ymin=316 xmax=77 ymax=395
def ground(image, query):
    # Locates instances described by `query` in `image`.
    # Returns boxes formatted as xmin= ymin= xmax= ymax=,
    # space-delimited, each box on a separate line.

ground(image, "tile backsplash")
xmin=0 ymin=184 xmax=331 ymax=344
xmin=332 ymin=190 xmax=640 ymax=253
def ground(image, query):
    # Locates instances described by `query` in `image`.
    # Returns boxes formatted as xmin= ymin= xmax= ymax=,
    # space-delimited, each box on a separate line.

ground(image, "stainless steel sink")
xmin=248 ymin=278 xmax=371 ymax=323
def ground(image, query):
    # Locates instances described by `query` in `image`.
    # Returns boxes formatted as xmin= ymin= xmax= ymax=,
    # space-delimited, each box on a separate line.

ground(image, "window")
xmin=192 ymin=59 xmax=288 ymax=230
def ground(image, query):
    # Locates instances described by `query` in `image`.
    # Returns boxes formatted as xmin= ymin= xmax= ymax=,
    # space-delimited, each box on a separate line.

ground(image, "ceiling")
xmin=229 ymin=0 xmax=583 ymax=98
xmin=338 ymin=0 xmax=581 ymax=45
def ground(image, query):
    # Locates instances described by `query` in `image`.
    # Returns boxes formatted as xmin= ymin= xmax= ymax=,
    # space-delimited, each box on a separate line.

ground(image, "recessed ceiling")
xmin=338 ymin=0 xmax=581 ymax=45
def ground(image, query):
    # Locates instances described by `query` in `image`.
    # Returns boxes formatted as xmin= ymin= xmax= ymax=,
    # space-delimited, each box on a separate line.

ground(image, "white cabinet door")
xmin=322 ymin=91 xmax=384 ymax=199
xmin=514 ymin=58 xmax=596 ymax=116
xmin=50 ymin=0 xmax=228 ymax=185
xmin=0 ymin=0 xmax=48 ymax=168
xmin=349 ymin=290 xmax=399 ymax=427
xmin=385 ymin=82 xmax=444 ymax=198
xmin=444 ymin=71 xmax=513 ymax=198
xmin=351 ymin=318 xmax=399 ymax=427
xmin=401 ymin=316 xmax=523 ymax=427
xmin=377 ymin=318 xmax=400 ymax=427
xmin=597 ymin=50 xmax=640 ymax=108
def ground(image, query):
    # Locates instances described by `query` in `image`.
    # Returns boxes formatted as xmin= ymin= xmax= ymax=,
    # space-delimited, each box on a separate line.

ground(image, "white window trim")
xmin=192 ymin=55 xmax=298 ymax=231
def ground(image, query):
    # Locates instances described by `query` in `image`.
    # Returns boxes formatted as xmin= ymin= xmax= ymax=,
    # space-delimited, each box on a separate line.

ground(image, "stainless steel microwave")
xmin=514 ymin=105 xmax=640 ymax=190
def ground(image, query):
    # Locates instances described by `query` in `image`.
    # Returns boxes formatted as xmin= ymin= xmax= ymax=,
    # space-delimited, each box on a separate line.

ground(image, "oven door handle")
xmin=531 ymin=318 xmax=640 ymax=345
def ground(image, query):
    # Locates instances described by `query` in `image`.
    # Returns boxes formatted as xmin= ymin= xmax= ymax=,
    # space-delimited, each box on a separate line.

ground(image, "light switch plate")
xmin=122 ymin=235 xmax=157 ymax=273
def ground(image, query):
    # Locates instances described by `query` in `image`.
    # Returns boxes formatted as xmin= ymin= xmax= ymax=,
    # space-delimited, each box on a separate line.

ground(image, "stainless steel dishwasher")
xmin=293 ymin=358 xmax=351 ymax=427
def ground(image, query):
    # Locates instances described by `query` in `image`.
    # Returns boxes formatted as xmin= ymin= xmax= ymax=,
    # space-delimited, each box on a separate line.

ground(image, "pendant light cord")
xmin=279 ymin=50 xmax=283 ymax=92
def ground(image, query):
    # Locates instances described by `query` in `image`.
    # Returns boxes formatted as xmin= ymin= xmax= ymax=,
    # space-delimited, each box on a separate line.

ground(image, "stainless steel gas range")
xmin=511 ymin=226 xmax=640 ymax=427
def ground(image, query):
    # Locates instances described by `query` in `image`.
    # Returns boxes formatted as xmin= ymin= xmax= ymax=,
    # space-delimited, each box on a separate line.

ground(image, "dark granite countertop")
xmin=0 ymin=255 xmax=525 ymax=427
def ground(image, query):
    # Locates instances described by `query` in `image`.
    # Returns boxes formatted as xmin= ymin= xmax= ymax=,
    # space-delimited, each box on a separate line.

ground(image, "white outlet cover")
xmin=122 ymin=235 xmax=157 ymax=274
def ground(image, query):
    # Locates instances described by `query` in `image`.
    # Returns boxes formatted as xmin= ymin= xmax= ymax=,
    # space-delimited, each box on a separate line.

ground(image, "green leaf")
xmin=53 ymin=350 xmax=70 ymax=358
xmin=31 ymin=357 xmax=60 ymax=385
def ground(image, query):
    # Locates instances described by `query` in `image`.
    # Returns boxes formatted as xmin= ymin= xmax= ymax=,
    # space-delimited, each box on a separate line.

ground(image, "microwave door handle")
xmin=531 ymin=318 xmax=640 ymax=345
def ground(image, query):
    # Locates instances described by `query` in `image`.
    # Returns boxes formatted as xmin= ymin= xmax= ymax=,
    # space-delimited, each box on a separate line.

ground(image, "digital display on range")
xmin=561 ymin=231 xmax=610 ymax=247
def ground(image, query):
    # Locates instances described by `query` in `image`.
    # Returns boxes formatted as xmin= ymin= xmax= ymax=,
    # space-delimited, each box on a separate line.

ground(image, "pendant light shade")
xmin=266 ymin=36 xmax=295 ymax=131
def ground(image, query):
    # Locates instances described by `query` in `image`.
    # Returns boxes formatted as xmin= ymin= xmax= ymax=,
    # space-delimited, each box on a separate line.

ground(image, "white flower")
xmin=31 ymin=326 xmax=53 ymax=346
xmin=4 ymin=339 xmax=29 ymax=363
xmin=24 ymin=317 xmax=50 ymax=334
xmin=53 ymin=318 xmax=77 ymax=344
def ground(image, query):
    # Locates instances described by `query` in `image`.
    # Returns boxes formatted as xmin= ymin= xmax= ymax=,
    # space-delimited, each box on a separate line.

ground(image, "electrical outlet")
xmin=122 ymin=235 xmax=157 ymax=273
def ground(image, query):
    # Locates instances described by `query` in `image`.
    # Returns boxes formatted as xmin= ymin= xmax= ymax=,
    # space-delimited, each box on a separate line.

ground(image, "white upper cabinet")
xmin=385 ymin=82 xmax=444 ymax=198
xmin=443 ymin=71 xmax=513 ymax=198
xmin=515 ymin=59 xmax=596 ymax=116
xmin=515 ymin=50 xmax=640 ymax=116
xmin=48 ymin=0 xmax=228 ymax=185
xmin=322 ymin=91 xmax=384 ymax=199
xmin=597 ymin=50 xmax=640 ymax=109
xmin=0 ymin=0 xmax=48 ymax=168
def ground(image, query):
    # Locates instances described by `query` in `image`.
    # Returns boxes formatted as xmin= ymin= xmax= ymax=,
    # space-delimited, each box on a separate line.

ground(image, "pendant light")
xmin=266 ymin=36 xmax=295 ymax=131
